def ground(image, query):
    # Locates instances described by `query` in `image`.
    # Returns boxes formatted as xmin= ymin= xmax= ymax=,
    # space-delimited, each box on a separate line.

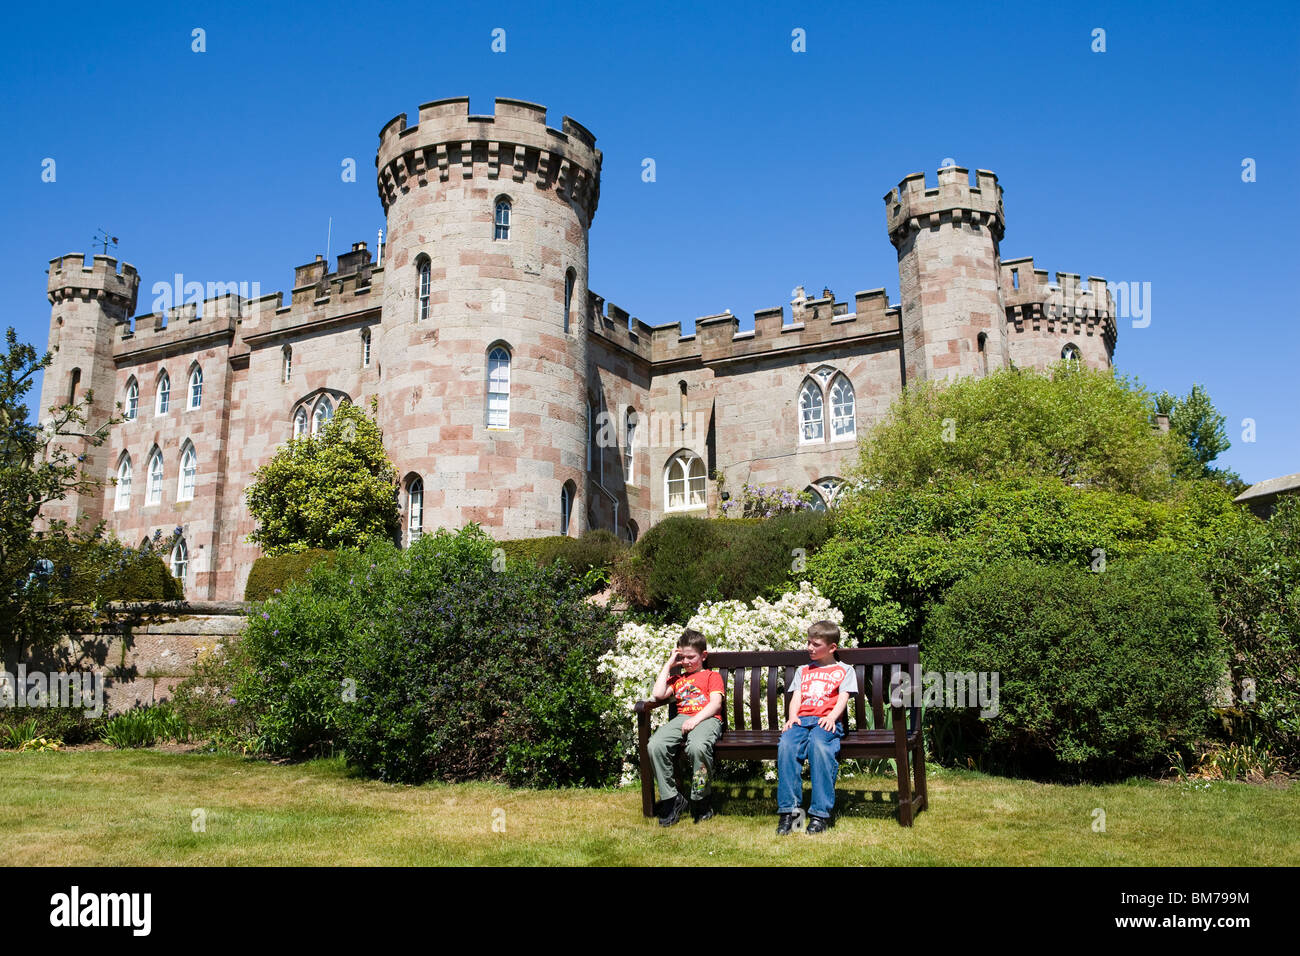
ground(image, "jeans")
xmin=777 ymin=715 xmax=843 ymax=819
xmin=647 ymin=712 xmax=724 ymax=802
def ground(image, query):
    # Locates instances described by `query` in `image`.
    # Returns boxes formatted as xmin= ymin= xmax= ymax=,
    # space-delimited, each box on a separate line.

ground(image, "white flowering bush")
xmin=598 ymin=581 xmax=845 ymax=783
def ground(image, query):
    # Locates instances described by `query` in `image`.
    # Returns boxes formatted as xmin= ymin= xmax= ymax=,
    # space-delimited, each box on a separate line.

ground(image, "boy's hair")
xmin=807 ymin=620 xmax=841 ymax=645
xmin=677 ymin=629 xmax=707 ymax=653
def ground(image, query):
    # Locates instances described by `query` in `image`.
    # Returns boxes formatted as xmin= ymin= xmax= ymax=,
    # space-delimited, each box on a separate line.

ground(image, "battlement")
xmin=47 ymin=253 xmax=141 ymax=310
xmin=376 ymin=96 xmax=602 ymax=223
xmin=1000 ymin=257 xmax=1117 ymax=351
xmin=885 ymin=166 xmax=1005 ymax=245
xmin=588 ymin=284 xmax=902 ymax=368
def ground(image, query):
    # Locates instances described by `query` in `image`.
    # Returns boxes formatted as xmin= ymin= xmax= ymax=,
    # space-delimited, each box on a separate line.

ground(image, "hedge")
xmin=243 ymin=549 xmax=339 ymax=601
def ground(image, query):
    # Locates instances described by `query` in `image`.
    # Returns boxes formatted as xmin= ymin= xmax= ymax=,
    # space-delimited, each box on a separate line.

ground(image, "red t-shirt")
xmin=794 ymin=662 xmax=858 ymax=718
xmin=669 ymin=669 xmax=725 ymax=721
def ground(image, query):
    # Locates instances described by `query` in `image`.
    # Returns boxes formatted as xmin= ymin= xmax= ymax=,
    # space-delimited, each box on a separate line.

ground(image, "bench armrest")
xmin=634 ymin=697 xmax=672 ymax=715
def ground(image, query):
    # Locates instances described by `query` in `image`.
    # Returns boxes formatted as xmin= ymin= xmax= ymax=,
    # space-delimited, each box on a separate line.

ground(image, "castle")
xmin=38 ymin=97 xmax=1117 ymax=602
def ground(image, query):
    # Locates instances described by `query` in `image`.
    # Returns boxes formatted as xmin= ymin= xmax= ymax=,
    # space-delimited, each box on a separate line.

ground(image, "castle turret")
xmin=886 ymin=167 xmax=1008 ymax=383
xmin=40 ymin=254 xmax=140 ymax=527
xmin=375 ymin=97 xmax=601 ymax=537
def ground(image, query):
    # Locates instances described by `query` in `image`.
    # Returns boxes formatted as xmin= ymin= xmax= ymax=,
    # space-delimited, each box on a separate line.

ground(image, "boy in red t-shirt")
xmin=647 ymin=629 xmax=726 ymax=826
xmin=776 ymin=621 xmax=858 ymax=835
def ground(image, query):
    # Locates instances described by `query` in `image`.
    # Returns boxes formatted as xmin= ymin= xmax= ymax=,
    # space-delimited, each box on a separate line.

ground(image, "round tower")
xmin=374 ymin=97 xmax=601 ymax=538
xmin=41 ymin=254 xmax=140 ymax=528
xmin=885 ymin=166 xmax=1009 ymax=384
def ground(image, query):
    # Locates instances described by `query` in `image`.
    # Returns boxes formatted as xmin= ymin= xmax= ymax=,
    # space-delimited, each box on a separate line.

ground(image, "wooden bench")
xmin=635 ymin=645 xmax=928 ymax=826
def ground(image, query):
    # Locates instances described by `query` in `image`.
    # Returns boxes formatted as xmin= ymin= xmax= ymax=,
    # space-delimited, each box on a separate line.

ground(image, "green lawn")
xmin=1 ymin=749 xmax=1295 ymax=865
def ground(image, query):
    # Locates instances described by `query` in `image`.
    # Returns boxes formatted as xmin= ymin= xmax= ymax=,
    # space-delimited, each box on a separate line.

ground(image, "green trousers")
xmin=647 ymin=712 xmax=724 ymax=802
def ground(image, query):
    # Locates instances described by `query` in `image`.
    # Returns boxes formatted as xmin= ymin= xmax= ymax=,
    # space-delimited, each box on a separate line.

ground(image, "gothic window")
xmin=564 ymin=268 xmax=575 ymax=333
xmin=171 ymin=537 xmax=188 ymax=583
xmin=560 ymin=480 xmax=575 ymax=536
xmin=487 ymin=346 xmax=510 ymax=429
xmin=665 ymin=451 xmax=707 ymax=511
xmin=115 ymin=453 xmax=132 ymax=511
xmin=977 ymin=332 xmax=988 ymax=376
xmin=624 ymin=407 xmax=638 ymax=483
xmin=188 ymin=365 xmax=203 ymax=410
xmin=282 ymin=346 xmax=292 ymax=384
xmin=147 ymin=447 xmax=164 ymax=505
xmin=624 ymin=520 xmax=639 ymax=544
xmin=312 ymin=397 xmax=333 ymax=436
xmin=815 ymin=477 xmax=844 ymax=508
xmin=125 ymin=378 xmax=138 ymax=421
xmin=178 ymin=441 xmax=197 ymax=502
xmin=68 ymin=368 xmax=81 ymax=404
xmin=293 ymin=407 xmax=308 ymax=438
xmin=829 ymin=376 xmax=856 ymax=441
xmin=799 ymin=379 xmax=824 ymax=443
xmin=804 ymin=486 xmax=827 ymax=512
xmin=494 ymin=198 xmax=511 ymax=240
xmin=407 ymin=476 xmax=424 ymax=545
xmin=1062 ymin=343 xmax=1082 ymax=367
xmin=361 ymin=329 xmax=371 ymax=368
xmin=155 ymin=370 xmax=170 ymax=415
xmin=417 ymin=257 xmax=431 ymax=322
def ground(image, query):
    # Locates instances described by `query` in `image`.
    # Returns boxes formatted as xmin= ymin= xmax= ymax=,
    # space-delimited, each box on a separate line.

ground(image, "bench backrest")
xmin=702 ymin=645 xmax=920 ymax=734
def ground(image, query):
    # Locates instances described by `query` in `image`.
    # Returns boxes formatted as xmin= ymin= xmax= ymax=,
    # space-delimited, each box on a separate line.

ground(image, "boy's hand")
xmin=782 ymin=715 xmax=800 ymax=732
xmin=817 ymin=714 xmax=837 ymax=732
xmin=682 ymin=717 xmax=699 ymax=732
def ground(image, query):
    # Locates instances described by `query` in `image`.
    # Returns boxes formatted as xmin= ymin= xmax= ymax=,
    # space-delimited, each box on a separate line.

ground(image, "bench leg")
xmin=894 ymin=738 xmax=914 ymax=827
xmin=912 ymin=737 xmax=927 ymax=815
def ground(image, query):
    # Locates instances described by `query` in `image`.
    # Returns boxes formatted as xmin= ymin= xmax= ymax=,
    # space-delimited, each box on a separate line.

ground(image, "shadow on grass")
xmin=712 ymin=780 xmax=902 ymax=821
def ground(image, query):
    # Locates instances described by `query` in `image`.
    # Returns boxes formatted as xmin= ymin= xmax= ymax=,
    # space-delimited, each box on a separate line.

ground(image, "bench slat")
xmin=766 ymin=666 xmax=778 ymax=729
xmin=749 ymin=666 xmax=761 ymax=731
xmin=718 ymin=668 xmax=729 ymax=731
xmin=732 ymin=669 xmax=744 ymax=730
xmin=871 ymin=664 xmax=884 ymax=728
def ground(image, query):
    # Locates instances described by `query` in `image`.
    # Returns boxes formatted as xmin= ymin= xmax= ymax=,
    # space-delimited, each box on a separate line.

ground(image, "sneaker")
xmin=691 ymin=797 xmax=714 ymax=823
xmin=775 ymin=812 xmax=795 ymax=836
xmin=657 ymin=793 xmax=688 ymax=827
xmin=806 ymin=815 xmax=829 ymax=835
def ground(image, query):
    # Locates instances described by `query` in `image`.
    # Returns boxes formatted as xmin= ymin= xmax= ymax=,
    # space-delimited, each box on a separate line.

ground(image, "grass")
xmin=1 ymin=749 xmax=1296 ymax=866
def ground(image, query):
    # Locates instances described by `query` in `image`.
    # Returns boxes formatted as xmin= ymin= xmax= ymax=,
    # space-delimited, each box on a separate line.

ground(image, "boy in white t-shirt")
xmin=776 ymin=621 xmax=858 ymax=835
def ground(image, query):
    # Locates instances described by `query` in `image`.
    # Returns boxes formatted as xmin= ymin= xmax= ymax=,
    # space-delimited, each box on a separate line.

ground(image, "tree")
xmin=245 ymin=398 xmax=400 ymax=555
xmin=1155 ymin=384 xmax=1243 ymax=493
xmin=851 ymin=363 xmax=1184 ymax=500
xmin=0 ymin=328 xmax=132 ymax=669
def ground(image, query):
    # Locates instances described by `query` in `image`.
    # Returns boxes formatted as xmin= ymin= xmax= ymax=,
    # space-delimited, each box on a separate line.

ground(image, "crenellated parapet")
xmin=885 ymin=166 xmax=1005 ymax=246
xmin=48 ymin=254 xmax=140 ymax=316
xmin=1000 ymin=257 xmax=1117 ymax=356
xmin=375 ymin=97 xmax=602 ymax=226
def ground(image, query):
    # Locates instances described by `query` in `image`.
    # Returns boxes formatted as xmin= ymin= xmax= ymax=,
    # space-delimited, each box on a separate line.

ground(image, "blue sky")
xmin=3 ymin=0 xmax=1296 ymax=483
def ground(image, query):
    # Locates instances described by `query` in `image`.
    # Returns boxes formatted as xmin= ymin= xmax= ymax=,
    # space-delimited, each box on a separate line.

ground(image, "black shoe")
xmin=657 ymin=793 xmax=688 ymax=827
xmin=775 ymin=813 xmax=795 ymax=835
xmin=691 ymin=797 xmax=714 ymax=823
xmin=806 ymin=815 xmax=829 ymax=835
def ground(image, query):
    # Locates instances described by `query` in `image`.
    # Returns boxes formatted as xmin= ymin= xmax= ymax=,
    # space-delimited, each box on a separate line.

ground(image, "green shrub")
xmin=34 ymin=529 xmax=183 ymax=604
xmin=98 ymin=702 xmax=192 ymax=749
xmin=244 ymin=548 xmax=340 ymax=602
xmin=232 ymin=525 xmax=623 ymax=786
xmin=498 ymin=530 xmax=626 ymax=593
xmin=614 ymin=511 xmax=831 ymax=620
xmin=922 ymin=555 xmax=1226 ymax=780
xmin=0 ymin=706 xmax=102 ymax=746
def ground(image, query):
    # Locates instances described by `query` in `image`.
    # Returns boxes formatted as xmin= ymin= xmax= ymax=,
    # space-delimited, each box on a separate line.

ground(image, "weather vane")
xmin=93 ymin=229 xmax=118 ymax=255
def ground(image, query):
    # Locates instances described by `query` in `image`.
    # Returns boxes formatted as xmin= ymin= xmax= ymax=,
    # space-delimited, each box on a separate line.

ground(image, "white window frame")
xmin=294 ymin=407 xmax=308 ymax=438
xmin=147 ymin=449 xmax=163 ymax=506
xmin=624 ymin=408 xmax=637 ymax=483
xmin=829 ymin=376 xmax=855 ymax=441
xmin=125 ymin=379 xmax=138 ymax=421
xmin=115 ymin=454 xmax=132 ymax=511
xmin=799 ymin=379 xmax=824 ymax=443
xmin=362 ymin=329 xmax=371 ymax=367
xmin=188 ymin=366 xmax=203 ymax=410
xmin=178 ymin=443 xmax=196 ymax=501
xmin=665 ymin=451 xmax=707 ymax=511
xmin=487 ymin=347 xmax=510 ymax=429
xmin=312 ymin=397 xmax=333 ymax=436
xmin=408 ymin=478 xmax=424 ymax=545
xmin=282 ymin=347 xmax=292 ymax=384
xmin=155 ymin=371 xmax=170 ymax=415
xmin=171 ymin=538 xmax=188 ymax=582
xmin=494 ymin=199 xmax=511 ymax=240
xmin=418 ymin=260 xmax=431 ymax=322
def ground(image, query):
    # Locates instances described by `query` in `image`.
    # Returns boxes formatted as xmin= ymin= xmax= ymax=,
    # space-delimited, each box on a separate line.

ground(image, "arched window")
xmin=624 ymin=520 xmax=639 ymax=544
xmin=799 ymin=379 xmax=824 ymax=443
xmin=560 ymin=481 xmax=575 ymax=536
xmin=1062 ymin=343 xmax=1082 ymax=367
xmin=187 ymin=365 xmax=202 ymax=410
xmin=487 ymin=346 xmax=510 ymax=429
xmin=68 ymin=368 xmax=81 ymax=405
xmin=407 ymin=477 xmax=424 ymax=545
xmin=564 ymin=268 xmax=575 ymax=334
xmin=828 ymin=376 xmax=855 ymax=441
xmin=124 ymin=378 xmax=138 ymax=421
xmin=147 ymin=448 xmax=164 ymax=505
xmin=282 ymin=346 xmax=292 ymax=384
xmin=178 ymin=442 xmax=197 ymax=502
xmin=665 ymin=451 xmax=707 ymax=511
xmin=361 ymin=329 xmax=371 ymax=368
xmin=977 ymin=332 xmax=988 ymax=376
xmin=494 ymin=198 xmax=511 ymax=240
xmin=293 ymin=407 xmax=308 ymax=438
xmin=312 ymin=397 xmax=333 ymax=436
xmin=804 ymin=486 xmax=828 ymax=512
xmin=155 ymin=370 xmax=171 ymax=415
xmin=815 ymin=477 xmax=843 ymax=508
xmin=170 ymin=537 xmax=188 ymax=583
xmin=416 ymin=257 xmax=431 ymax=322
xmin=114 ymin=453 xmax=132 ymax=511
xmin=624 ymin=407 xmax=638 ymax=482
